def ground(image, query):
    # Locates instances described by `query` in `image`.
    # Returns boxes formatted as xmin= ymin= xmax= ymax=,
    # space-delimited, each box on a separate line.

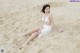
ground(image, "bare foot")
xmin=19 ymin=42 xmax=29 ymax=50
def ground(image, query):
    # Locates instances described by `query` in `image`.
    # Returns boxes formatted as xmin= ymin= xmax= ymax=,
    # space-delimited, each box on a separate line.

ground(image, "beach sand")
xmin=0 ymin=0 xmax=80 ymax=53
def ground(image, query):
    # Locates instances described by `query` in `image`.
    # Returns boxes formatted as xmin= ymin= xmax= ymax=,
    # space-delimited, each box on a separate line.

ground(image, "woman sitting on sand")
xmin=20 ymin=4 xmax=60 ymax=49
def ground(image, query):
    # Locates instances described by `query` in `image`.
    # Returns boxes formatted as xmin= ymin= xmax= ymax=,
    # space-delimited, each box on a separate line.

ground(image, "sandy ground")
xmin=0 ymin=0 xmax=80 ymax=53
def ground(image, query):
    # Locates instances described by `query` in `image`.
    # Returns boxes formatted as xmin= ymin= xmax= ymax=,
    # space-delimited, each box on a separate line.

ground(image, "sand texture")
xmin=0 ymin=0 xmax=80 ymax=53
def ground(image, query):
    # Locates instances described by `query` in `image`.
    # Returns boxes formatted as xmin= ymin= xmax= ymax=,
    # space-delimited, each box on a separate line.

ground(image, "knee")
xmin=32 ymin=32 xmax=38 ymax=35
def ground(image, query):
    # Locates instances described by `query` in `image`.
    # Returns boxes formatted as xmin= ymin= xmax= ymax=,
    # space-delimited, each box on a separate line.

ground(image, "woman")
xmin=20 ymin=4 xmax=53 ymax=49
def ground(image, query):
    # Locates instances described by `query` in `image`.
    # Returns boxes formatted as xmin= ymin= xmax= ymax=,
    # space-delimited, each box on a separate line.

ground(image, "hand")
xmin=59 ymin=28 xmax=64 ymax=32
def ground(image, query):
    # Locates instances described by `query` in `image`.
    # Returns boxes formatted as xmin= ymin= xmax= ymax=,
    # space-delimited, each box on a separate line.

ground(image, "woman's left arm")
xmin=49 ymin=14 xmax=53 ymax=25
xmin=49 ymin=14 xmax=64 ymax=32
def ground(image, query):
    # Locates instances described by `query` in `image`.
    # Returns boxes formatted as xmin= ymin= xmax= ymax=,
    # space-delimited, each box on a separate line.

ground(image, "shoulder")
xmin=49 ymin=13 xmax=53 ymax=17
xmin=48 ymin=13 xmax=53 ymax=21
xmin=48 ymin=13 xmax=53 ymax=19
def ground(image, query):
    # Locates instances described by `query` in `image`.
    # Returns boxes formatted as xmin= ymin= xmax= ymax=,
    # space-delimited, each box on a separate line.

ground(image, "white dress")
xmin=38 ymin=16 xmax=52 ymax=38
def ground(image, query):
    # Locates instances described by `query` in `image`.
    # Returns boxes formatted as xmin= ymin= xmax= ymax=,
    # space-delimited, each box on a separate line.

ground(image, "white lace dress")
xmin=38 ymin=16 xmax=52 ymax=38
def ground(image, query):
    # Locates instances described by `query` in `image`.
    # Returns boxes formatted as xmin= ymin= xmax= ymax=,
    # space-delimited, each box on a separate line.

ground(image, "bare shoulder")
xmin=49 ymin=13 xmax=53 ymax=17
xmin=48 ymin=13 xmax=53 ymax=19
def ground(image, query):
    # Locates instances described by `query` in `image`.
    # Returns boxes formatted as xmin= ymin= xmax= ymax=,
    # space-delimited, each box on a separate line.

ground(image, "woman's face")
xmin=45 ymin=7 xmax=50 ymax=14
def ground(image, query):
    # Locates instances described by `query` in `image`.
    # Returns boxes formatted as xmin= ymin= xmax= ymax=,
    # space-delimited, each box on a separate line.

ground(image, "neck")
xmin=45 ymin=13 xmax=50 ymax=15
xmin=44 ymin=13 xmax=50 ymax=16
xmin=45 ymin=12 xmax=50 ymax=14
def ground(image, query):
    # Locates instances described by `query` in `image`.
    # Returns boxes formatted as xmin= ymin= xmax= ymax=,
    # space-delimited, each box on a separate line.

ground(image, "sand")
xmin=0 ymin=0 xmax=80 ymax=53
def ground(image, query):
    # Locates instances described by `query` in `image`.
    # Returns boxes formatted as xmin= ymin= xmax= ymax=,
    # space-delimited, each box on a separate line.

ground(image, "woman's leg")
xmin=25 ymin=32 xmax=39 ymax=44
xmin=20 ymin=31 xmax=39 ymax=49
xmin=24 ymin=28 xmax=40 ymax=36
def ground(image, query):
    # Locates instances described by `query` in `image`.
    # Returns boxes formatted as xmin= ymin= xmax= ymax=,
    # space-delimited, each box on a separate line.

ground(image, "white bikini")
xmin=38 ymin=15 xmax=52 ymax=38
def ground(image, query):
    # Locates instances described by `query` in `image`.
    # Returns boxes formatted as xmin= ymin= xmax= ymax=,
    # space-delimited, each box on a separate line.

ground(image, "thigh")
xmin=32 ymin=28 xmax=41 ymax=36
xmin=32 ymin=28 xmax=40 ymax=33
xmin=32 ymin=31 xmax=39 ymax=37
